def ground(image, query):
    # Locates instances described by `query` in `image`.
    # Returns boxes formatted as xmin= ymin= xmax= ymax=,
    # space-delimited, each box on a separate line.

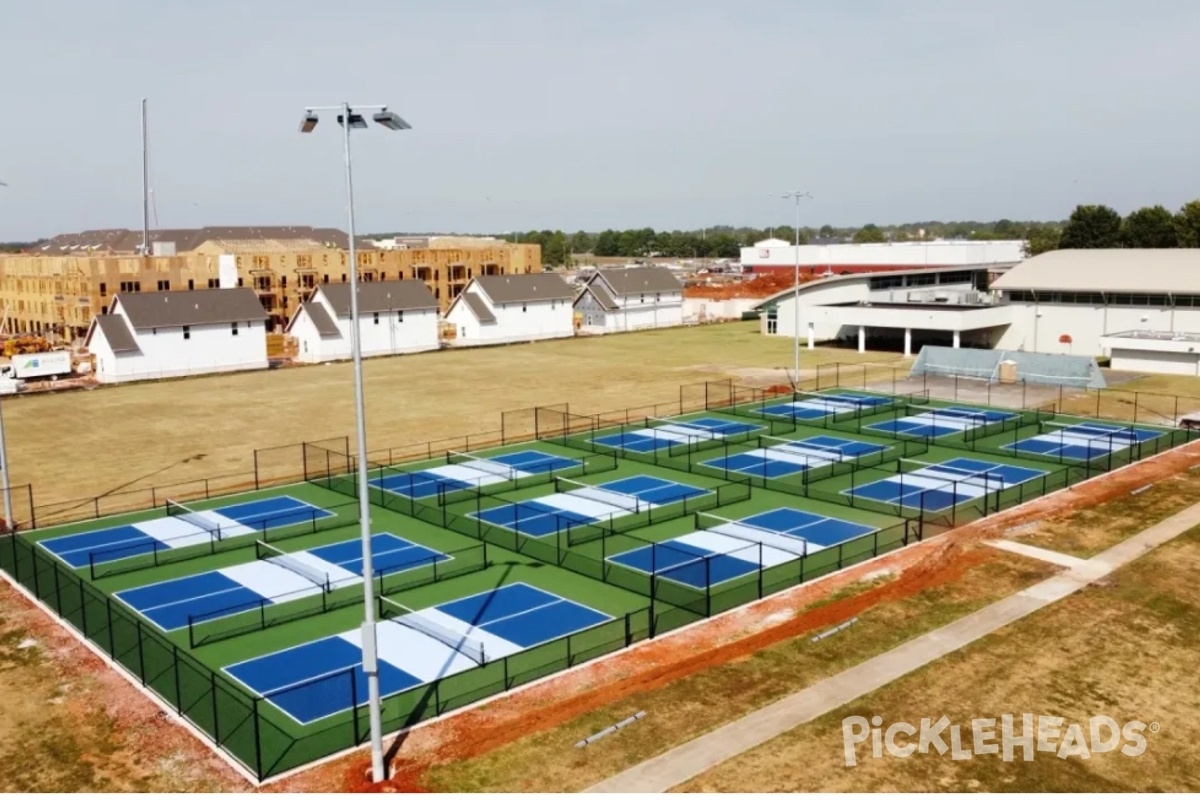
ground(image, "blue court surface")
xmin=470 ymin=474 xmax=710 ymax=537
xmin=225 ymin=583 xmax=612 ymax=725
xmin=1001 ymin=422 xmax=1165 ymax=461
xmin=592 ymin=417 xmax=761 ymax=453
xmin=755 ymin=391 xmax=892 ymax=421
xmin=845 ymin=457 xmax=1047 ymax=512
xmin=864 ymin=407 xmax=1017 ymax=439
xmin=608 ymin=507 xmax=878 ymax=588
xmin=369 ymin=449 xmax=581 ymax=499
xmin=700 ymin=435 xmax=887 ymax=478
xmin=115 ymin=533 xmax=447 ymax=631
xmin=38 ymin=495 xmax=335 ymax=569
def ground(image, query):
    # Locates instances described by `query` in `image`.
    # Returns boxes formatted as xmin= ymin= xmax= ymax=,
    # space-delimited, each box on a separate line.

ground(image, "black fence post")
xmin=254 ymin=449 xmax=261 ymax=490
xmin=211 ymin=672 xmax=221 ymax=743
xmin=106 ymin=597 xmax=116 ymax=655
xmin=172 ymin=645 xmax=184 ymax=711
xmin=135 ymin=620 xmax=147 ymax=683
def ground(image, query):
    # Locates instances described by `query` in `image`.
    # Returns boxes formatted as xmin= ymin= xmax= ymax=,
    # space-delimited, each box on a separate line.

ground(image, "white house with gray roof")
xmin=443 ymin=273 xmax=574 ymax=346
xmin=285 ymin=280 xmax=439 ymax=363
xmin=573 ymin=266 xmax=685 ymax=333
xmin=83 ymin=288 xmax=268 ymax=383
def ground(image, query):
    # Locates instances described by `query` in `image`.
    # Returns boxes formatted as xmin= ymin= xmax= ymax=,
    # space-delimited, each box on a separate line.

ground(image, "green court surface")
xmin=3 ymin=385 xmax=1194 ymax=781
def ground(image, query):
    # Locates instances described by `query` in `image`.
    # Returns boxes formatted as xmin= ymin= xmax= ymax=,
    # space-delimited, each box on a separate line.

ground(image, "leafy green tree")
xmin=1058 ymin=205 xmax=1122 ymax=249
xmin=1024 ymin=226 xmax=1061 ymax=257
xmin=569 ymin=230 xmax=593 ymax=254
xmin=1120 ymin=205 xmax=1178 ymax=248
xmin=852 ymin=224 xmax=886 ymax=244
xmin=592 ymin=229 xmax=620 ymax=257
xmin=541 ymin=230 xmax=568 ymax=265
xmin=1173 ymin=200 xmax=1200 ymax=247
xmin=818 ymin=224 xmax=834 ymax=238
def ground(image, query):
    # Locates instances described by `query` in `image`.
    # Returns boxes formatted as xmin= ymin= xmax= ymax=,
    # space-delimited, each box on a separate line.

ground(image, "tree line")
xmin=1026 ymin=201 xmax=1200 ymax=255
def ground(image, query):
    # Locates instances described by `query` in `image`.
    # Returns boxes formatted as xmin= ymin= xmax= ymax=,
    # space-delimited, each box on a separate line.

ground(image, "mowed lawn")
xmin=7 ymin=323 xmax=902 ymax=508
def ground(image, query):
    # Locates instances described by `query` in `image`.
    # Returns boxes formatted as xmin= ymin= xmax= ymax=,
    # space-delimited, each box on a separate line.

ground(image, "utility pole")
xmin=782 ymin=191 xmax=813 ymax=388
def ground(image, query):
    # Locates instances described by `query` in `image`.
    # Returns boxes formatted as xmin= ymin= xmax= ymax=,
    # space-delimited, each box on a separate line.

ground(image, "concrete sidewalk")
xmin=585 ymin=502 xmax=1200 ymax=793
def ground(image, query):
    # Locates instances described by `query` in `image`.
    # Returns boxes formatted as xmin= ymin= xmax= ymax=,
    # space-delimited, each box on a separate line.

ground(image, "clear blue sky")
xmin=1 ymin=0 xmax=1198 ymax=240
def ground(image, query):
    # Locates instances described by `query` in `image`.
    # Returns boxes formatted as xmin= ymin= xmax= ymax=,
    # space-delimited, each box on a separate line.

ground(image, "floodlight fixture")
xmin=373 ymin=109 xmax=412 ymax=130
xmin=337 ymin=112 xmax=368 ymax=129
xmin=299 ymin=111 xmax=319 ymax=133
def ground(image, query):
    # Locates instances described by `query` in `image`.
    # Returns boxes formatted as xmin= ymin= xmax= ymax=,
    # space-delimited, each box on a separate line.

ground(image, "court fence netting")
xmin=4 ymin=376 xmax=1200 ymax=782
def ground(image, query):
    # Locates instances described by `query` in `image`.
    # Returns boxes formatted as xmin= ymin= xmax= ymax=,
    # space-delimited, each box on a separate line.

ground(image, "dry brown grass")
xmin=0 ymin=580 xmax=240 ymax=792
xmin=676 ymin=527 xmax=1200 ymax=792
xmin=421 ymin=549 xmax=1053 ymax=793
xmin=7 ymin=322 xmax=900 ymax=510
xmin=1012 ymin=468 xmax=1200 ymax=558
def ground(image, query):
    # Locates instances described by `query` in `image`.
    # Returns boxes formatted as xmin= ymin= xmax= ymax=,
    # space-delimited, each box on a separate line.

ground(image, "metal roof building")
xmin=756 ymin=248 xmax=1200 ymax=376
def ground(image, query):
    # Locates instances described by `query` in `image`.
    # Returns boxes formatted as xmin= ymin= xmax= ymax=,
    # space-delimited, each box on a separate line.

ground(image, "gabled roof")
xmin=318 ymin=280 xmax=437 ymax=315
xmin=462 ymin=293 xmax=497 ymax=323
xmin=113 ymin=288 xmax=269 ymax=329
xmin=594 ymin=266 xmax=683 ymax=296
xmin=580 ymin=281 xmax=619 ymax=311
xmin=285 ymin=302 xmax=341 ymax=336
xmin=991 ymin=249 xmax=1200 ymax=293
xmin=85 ymin=314 xmax=139 ymax=353
xmin=473 ymin=273 xmax=573 ymax=304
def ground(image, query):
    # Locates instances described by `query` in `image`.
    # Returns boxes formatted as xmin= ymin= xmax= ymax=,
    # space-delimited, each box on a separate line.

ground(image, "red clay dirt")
xmin=684 ymin=273 xmax=813 ymax=300
xmin=286 ymin=439 xmax=1200 ymax=794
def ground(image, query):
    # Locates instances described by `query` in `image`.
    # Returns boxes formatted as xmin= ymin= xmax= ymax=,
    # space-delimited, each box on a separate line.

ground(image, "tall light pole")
xmin=300 ymin=102 xmax=411 ymax=784
xmin=141 ymin=99 xmax=150 ymax=255
xmin=0 ymin=179 xmax=11 ymax=532
xmin=782 ymin=191 xmax=812 ymax=388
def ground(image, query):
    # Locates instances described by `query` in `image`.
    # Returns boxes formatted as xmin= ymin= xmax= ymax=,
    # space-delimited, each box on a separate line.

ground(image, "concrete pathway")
xmin=584 ymin=502 xmax=1200 ymax=793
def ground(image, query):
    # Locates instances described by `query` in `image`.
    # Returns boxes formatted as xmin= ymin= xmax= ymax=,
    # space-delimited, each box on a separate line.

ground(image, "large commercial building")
xmin=755 ymin=249 xmax=1200 ymax=375
xmin=0 ymin=226 xmax=540 ymax=339
xmin=740 ymin=239 xmax=1024 ymax=276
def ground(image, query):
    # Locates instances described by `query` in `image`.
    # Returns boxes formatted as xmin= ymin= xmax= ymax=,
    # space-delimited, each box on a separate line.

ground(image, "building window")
xmin=187 ymin=279 xmax=195 ymax=291
xmin=522 ymin=303 xmax=528 ymax=312
xmin=99 ymin=282 xmax=107 ymax=297
xmin=280 ymin=276 xmax=287 ymax=288
xmin=237 ymin=277 xmax=244 ymax=287
xmin=231 ymin=321 xmax=239 ymax=336
xmin=373 ymin=312 xmax=380 ymax=325
xmin=207 ymin=278 xmax=219 ymax=289
xmin=297 ymin=254 xmax=313 ymax=269
xmin=183 ymin=325 xmax=191 ymax=340
xmin=341 ymin=274 xmax=347 ymax=283
xmin=655 ymin=293 xmax=661 ymax=302
xmin=157 ymin=279 xmax=170 ymax=291
xmin=397 ymin=310 xmax=404 ymax=322
xmin=766 ymin=307 xmax=778 ymax=335
xmin=252 ymin=255 xmax=270 ymax=269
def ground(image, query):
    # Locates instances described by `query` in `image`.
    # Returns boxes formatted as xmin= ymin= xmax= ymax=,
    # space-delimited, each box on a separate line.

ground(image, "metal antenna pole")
xmin=0 ymin=178 xmax=13 ymax=530
xmin=141 ymin=98 xmax=150 ymax=256
xmin=782 ymin=191 xmax=812 ymax=388
xmin=340 ymin=102 xmax=386 ymax=783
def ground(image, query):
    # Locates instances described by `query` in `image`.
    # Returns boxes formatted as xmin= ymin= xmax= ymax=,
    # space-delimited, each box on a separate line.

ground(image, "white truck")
xmin=0 ymin=350 xmax=73 ymax=381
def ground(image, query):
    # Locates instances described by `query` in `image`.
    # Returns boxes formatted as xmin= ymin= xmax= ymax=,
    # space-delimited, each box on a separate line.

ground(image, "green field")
xmin=2 ymin=386 xmax=1193 ymax=782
